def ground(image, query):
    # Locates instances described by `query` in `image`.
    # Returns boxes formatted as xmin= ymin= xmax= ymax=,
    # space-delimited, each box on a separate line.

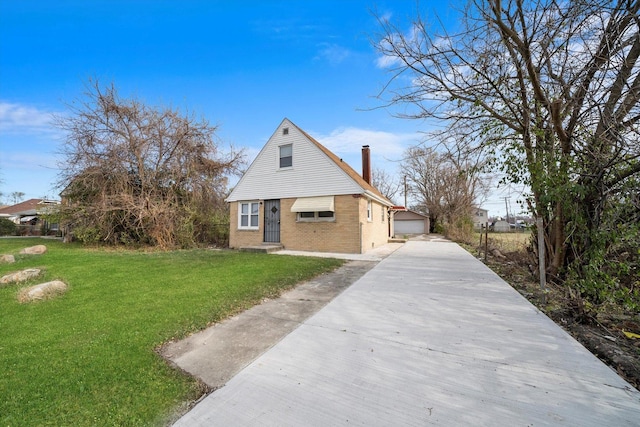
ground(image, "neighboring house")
xmin=0 ymin=199 xmax=60 ymax=234
xmin=473 ymin=207 xmax=489 ymax=229
xmin=392 ymin=208 xmax=430 ymax=236
xmin=226 ymin=118 xmax=394 ymax=254
xmin=0 ymin=198 xmax=51 ymax=223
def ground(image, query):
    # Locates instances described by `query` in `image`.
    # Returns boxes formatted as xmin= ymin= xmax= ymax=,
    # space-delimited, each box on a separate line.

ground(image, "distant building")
xmin=493 ymin=220 xmax=511 ymax=232
xmin=473 ymin=207 xmax=489 ymax=229
xmin=0 ymin=199 xmax=60 ymax=235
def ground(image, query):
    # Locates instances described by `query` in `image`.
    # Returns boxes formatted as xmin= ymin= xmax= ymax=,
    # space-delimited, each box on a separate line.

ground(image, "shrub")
xmin=0 ymin=218 xmax=16 ymax=236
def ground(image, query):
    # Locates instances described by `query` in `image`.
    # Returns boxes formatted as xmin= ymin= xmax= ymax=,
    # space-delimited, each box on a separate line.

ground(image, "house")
xmin=392 ymin=207 xmax=430 ymax=236
xmin=0 ymin=198 xmax=60 ymax=234
xmin=473 ymin=207 xmax=489 ymax=229
xmin=226 ymin=118 xmax=394 ymax=254
xmin=0 ymin=198 xmax=57 ymax=223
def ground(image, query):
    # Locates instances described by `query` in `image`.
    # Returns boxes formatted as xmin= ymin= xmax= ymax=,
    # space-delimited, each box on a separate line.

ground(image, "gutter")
xmin=364 ymin=190 xmax=393 ymax=207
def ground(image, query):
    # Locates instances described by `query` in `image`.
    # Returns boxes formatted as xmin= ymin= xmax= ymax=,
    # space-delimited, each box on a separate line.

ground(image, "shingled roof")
xmin=0 ymin=199 xmax=43 ymax=215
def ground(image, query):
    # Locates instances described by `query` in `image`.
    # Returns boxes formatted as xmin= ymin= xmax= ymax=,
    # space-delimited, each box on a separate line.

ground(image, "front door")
xmin=263 ymin=199 xmax=280 ymax=243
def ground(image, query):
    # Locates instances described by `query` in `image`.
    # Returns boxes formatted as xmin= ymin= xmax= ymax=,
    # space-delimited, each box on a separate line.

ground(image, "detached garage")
xmin=393 ymin=210 xmax=430 ymax=236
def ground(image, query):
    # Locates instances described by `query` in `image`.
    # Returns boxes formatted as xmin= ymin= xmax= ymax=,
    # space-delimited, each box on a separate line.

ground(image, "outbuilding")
xmin=393 ymin=209 xmax=430 ymax=236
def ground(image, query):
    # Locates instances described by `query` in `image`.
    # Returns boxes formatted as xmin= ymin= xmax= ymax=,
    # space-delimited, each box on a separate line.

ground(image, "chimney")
xmin=362 ymin=145 xmax=371 ymax=184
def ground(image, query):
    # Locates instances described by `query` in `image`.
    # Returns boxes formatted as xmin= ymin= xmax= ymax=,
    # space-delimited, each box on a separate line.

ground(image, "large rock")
xmin=0 ymin=254 xmax=15 ymax=263
xmin=20 ymin=245 xmax=47 ymax=255
xmin=0 ymin=268 xmax=41 ymax=284
xmin=17 ymin=280 xmax=68 ymax=303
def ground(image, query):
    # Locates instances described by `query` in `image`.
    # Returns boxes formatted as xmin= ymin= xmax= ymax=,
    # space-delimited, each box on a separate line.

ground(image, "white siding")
xmin=227 ymin=119 xmax=363 ymax=202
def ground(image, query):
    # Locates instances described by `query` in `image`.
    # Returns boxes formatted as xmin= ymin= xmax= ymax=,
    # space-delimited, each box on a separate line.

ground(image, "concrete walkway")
xmin=174 ymin=240 xmax=640 ymax=426
xmin=272 ymin=241 xmax=405 ymax=261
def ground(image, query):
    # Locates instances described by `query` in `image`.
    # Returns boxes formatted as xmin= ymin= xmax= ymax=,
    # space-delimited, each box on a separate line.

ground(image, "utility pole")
xmin=503 ymin=197 xmax=510 ymax=223
xmin=404 ymin=175 xmax=408 ymax=207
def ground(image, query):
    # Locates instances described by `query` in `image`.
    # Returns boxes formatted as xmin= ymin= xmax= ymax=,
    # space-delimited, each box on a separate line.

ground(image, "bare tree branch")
xmin=55 ymin=79 xmax=244 ymax=248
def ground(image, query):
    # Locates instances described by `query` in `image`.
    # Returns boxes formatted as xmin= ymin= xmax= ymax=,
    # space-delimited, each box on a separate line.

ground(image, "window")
xmin=367 ymin=200 xmax=372 ymax=221
xmin=381 ymin=205 xmax=385 ymax=222
xmin=239 ymin=201 xmax=259 ymax=229
xmin=282 ymin=127 xmax=289 ymax=135
xmin=279 ymin=144 xmax=292 ymax=168
xmin=297 ymin=211 xmax=335 ymax=222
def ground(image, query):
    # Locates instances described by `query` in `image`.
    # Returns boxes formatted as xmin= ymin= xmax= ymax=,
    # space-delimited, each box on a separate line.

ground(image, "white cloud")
xmin=0 ymin=101 xmax=59 ymax=134
xmin=312 ymin=126 xmax=421 ymax=162
xmin=375 ymin=22 xmax=424 ymax=70
xmin=315 ymin=43 xmax=351 ymax=65
xmin=375 ymin=53 xmax=402 ymax=69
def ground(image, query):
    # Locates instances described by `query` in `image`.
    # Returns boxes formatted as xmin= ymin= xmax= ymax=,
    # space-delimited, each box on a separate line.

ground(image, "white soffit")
xmin=290 ymin=196 xmax=335 ymax=212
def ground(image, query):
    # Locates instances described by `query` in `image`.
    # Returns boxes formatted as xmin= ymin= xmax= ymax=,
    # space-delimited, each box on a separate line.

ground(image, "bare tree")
xmin=402 ymin=145 xmax=486 ymax=238
xmin=375 ymin=0 xmax=640 ymax=284
xmin=371 ymin=167 xmax=402 ymax=204
xmin=56 ymin=80 xmax=244 ymax=248
xmin=9 ymin=192 xmax=25 ymax=204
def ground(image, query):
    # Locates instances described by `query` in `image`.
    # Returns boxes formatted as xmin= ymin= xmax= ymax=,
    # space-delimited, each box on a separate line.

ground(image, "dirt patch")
xmin=480 ymin=249 xmax=640 ymax=391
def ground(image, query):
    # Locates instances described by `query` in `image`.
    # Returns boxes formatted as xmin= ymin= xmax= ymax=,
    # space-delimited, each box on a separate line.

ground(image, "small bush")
xmin=443 ymin=215 xmax=474 ymax=244
xmin=0 ymin=218 xmax=16 ymax=236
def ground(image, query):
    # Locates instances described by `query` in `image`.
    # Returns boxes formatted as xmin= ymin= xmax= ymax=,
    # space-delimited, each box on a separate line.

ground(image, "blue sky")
xmin=0 ymin=1 xmax=518 ymax=216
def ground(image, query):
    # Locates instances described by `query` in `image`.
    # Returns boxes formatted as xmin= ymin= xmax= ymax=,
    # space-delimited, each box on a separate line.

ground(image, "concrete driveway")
xmin=173 ymin=239 xmax=640 ymax=426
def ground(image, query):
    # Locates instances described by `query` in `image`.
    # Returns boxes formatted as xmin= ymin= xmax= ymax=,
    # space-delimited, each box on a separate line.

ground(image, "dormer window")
xmin=279 ymin=144 xmax=292 ymax=168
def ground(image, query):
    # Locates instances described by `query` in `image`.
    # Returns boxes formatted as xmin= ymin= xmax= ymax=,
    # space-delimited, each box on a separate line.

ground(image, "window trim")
xmin=367 ymin=199 xmax=372 ymax=222
xmin=279 ymin=144 xmax=293 ymax=169
xmin=238 ymin=201 xmax=260 ymax=230
xmin=296 ymin=211 xmax=335 ymax=222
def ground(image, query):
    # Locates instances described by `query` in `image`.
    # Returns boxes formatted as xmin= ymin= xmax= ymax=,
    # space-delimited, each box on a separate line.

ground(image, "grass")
xmin=0 ymin=238 xmax=344 ymax=426
xmin=474 ymin=230 xmax=532 ymax=253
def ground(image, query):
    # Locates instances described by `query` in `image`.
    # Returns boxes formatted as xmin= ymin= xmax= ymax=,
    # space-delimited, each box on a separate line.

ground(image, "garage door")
xmin=394 ymin=220 xmax=425 ymax=234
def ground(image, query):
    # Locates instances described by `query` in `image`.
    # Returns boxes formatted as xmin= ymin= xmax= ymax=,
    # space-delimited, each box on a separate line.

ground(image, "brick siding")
xmin=229 ymin=195 xmax=390 ymax=253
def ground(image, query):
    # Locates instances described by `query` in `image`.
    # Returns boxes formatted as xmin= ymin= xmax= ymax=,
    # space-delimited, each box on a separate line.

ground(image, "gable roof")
xmin=0 ymin=199 xmax=44 ymax=216
xmin=227 ymin=118 xmax=392 ymax=206
xmin=292 ymin=122 xmax=389 ymax=203
xmin=394 ymin=209 xmax=430 ymax=220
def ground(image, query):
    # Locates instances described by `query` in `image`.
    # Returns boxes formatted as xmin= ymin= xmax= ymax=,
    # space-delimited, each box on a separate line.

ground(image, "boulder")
xmin=19 ymin=245 xmax=47 ymax=255
xmin=17 ymin=280 xmax=68 ymax=303
xmin=0 ymin=268 xmax=41 ymax=284
xmin=0 ymin=254 xmax=15 ymax=263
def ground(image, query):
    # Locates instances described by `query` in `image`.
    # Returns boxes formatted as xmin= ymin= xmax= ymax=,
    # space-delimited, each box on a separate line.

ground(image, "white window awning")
xmin=291 ymin=196 xmax=335 ymax=212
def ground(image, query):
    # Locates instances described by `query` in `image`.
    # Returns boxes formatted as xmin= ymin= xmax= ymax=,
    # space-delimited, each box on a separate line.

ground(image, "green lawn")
xmin=0 ymin=238 xmax=343 ymax=426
